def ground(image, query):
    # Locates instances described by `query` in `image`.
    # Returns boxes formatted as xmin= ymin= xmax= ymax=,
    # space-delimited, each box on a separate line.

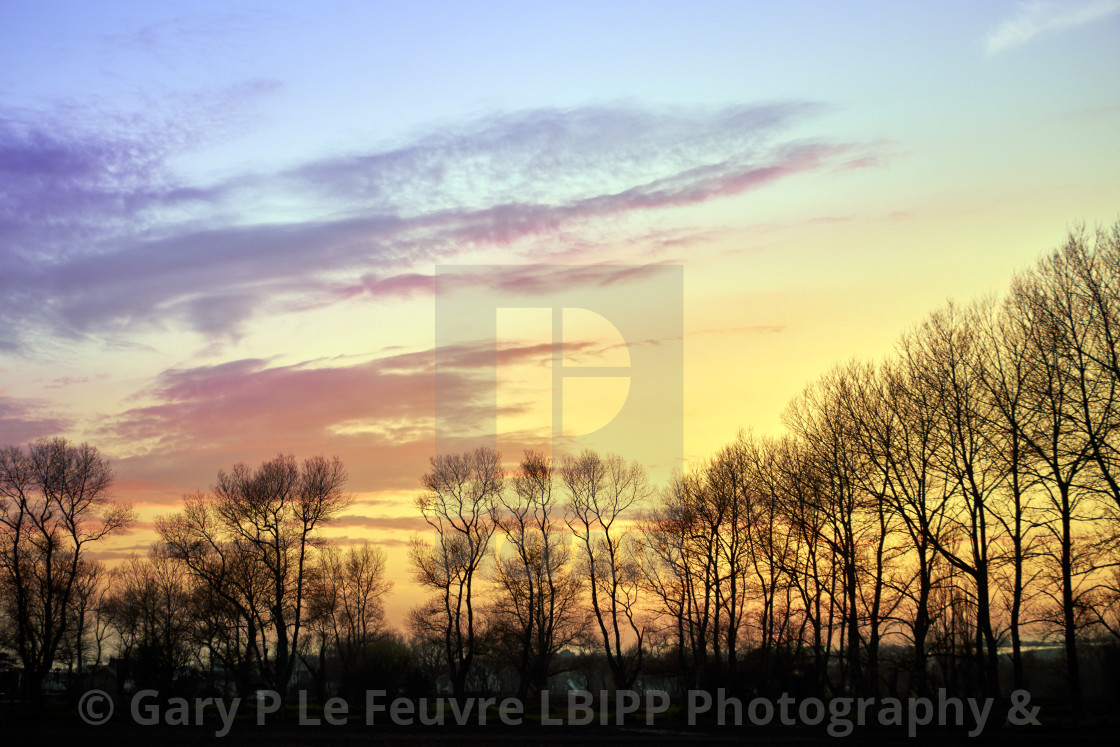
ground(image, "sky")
xmin=1 ymin=0 xmax=1119 ymax=627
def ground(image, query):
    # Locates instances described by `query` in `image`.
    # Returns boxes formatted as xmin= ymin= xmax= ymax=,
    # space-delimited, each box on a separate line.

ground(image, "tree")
xmin=103 ymin=551 xmax=193 ymax=694
xmin=184 ymin=560 xmax=266 ymax=696
xmin=1010 ymin=237 xmax=1107 ymax=700
xmin=900 ymin=305 xmax=1005 ymax=698
xmin=784 ymin=367 xmax=881 ymax=697
xmin=304 ymin=544 xmax=393 ymax=699
xmin=562 ymin=450 xmax=651 ymax=690
xmin=763 ymin=435 xmax=839 ymax=697
xmin=698 ymin=439 xmax=753 ymax=688
xmin=490 ymin=450 xmax=585 ymax=698
xmin=158 ymin=454 xmax=350 ymax=700
xmin=975 ymin=295 xmax=1044 ymax=691
xmin=639 ymin=471 xmax=702 ymax=687
xmin=874 ymin=355 xmax=951 ymax=697
xmin=57 ymin=557 xmax=109 ymax=680
xmin=408 ymin=447 xmax=503 ymax=698
xmin=828 ymin=364 xmax=909 ymax=698
xmin=0 ymin=438 xmax=132 ymax=704
xmin=640 ymin=466 xmax=726 ymax=690
xmin=1051 ymin=223 xmax=1120 ymax=516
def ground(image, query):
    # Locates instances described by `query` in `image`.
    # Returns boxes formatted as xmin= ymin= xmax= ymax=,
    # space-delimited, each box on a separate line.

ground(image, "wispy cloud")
xmin=0 ymin=395 xmax=71 ymax=444
xmin=332 ymin=514 xmax=431 ymax=532
xmin=0 ymin=101 xmax=876 ymax=349
xmin=96 ymin=336 xmax=615 ymax=501
xmin=986 ymin=0 xmax=1120 ymax=55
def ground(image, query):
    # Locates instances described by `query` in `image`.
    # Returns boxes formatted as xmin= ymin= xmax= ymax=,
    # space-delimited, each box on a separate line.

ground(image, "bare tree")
xmin=184 ymin=561 xmax=266 ymax=696
xmin=158 ymin=454 xmax=350 ymax=700
xmin=58 ymin=558 xmax=108 ymax=680
xmin=103 ymin=551 xmax=193 ymax=694
xmin=1010 ymin=244 xmax=1108 ymax=700
xmin=408 ymin=447 xmax=503 ymax=698
xmin=900 ymin=305 xmax=1006 ymax=698
xmin=702 ymin=440 xmax=752 ymax=687
xmin=1055 ymin=223 xmax=1120 ymax=515
xmin=640 ymin=468 xmax=719 ymax=689
xmin=973 ymin=296 xmax=1046 ymax=690
xmin=304 ymin=544 xmax=392 ymax=698
xmin=0 ymin=438 xmax=132 ymax=704
xmin=836 ymin=362 xmax=913 ymax=696
xmin=734 ymin=433 xmax=806 ymax=688
xmin=641 ymin=453 xmax=758 ymax=691
xmin=562 ymin=450 xmax=651 ymax=690
xmin=765 ymin=435 xmax=839 ymax=697
xmin=784 ymin=367 xmax=882 ymax=696
xmin=488 ymin=451 xmax=585 ymax=698
xmin=870 ymin=355 xmax=952 ymax=697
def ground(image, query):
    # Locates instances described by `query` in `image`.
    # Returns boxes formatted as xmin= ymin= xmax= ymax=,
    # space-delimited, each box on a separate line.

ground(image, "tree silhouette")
xmin=562 ymin=449 xmax=651 ymax=689
xmin=408 ymin=447 xmax=502 ymax=698
xmin=158 ymin=454 xmax=350 ymax=701
xmin=0 ymin=438 xmax=132 ymax=704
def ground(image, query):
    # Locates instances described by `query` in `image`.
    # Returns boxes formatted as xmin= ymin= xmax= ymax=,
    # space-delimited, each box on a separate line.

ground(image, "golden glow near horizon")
xmin=2 ymin=2 xmax=1119 ymax=628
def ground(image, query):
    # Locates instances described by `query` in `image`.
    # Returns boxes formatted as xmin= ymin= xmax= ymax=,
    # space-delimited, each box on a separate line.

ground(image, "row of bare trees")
xmin=409 ymin=222 xmax=1120 ymax=702
xmin=408 ymin=448 xmax=654 ymax=699
xmin=1 ymin=450 xmax=401 ymax=706
xmin=3 ymin=221 xmax=1117 ymax=707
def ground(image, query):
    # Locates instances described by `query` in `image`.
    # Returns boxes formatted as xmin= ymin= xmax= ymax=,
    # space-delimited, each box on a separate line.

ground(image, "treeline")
xmin=1 ymin=222 xmax=1117 ymax=710
xmin=0 ymin=449 xmax=408 ymax=706
xmin=408 ymin=222 xmax=1120 ymax=703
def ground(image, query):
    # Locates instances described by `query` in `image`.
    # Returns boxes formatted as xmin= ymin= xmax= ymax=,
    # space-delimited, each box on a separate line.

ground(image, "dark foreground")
xmin=2 ymin=722 xmax=1117 ymax=746
xmin=3 ymin=698 xmax=1118 ymax=747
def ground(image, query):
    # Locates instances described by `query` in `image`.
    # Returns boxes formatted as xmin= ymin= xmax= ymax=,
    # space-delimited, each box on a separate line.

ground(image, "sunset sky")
xmin=2 ymin=1 xmax=1119 ymax=626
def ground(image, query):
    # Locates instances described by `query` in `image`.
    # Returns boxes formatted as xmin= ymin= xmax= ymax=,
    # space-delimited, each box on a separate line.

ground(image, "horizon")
xmin=2 ymin=0 xmax=1120 ymax=632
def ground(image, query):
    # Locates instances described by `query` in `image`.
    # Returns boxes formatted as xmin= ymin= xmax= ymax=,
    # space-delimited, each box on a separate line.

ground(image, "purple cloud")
xmin=1 ymin=101 xmax=877 ymax=348
xmin=0 ymin=395 xmax=71 ymax=445
xmin=96 ymin=337 xmax=608 ymax=502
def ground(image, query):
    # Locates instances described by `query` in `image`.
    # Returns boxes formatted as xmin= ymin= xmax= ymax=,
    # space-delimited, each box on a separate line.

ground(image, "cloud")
xmin=0 ymin=101 xmax=874 ymax=348
xmin=96 ymin=336 xmax=612 ymax=502
xmin=340 ymin=260 xmax=732 ymax=308
xmin=326 ymin=535 xmax=414 ymax=549
xmin=0 ymin=396 xmax=71 ymax=445
xmin=986 ymin=0 xmax=1120 ymax=54
xmin=692 ymin=325 xmax=787 ymax=337
xmin=432 ymin=263 xmax=678 ymax=301
xmin=332 ymin=514 xmax=432 ymax=532
xmin=85 ymin=543 xmax=164 ymax=562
